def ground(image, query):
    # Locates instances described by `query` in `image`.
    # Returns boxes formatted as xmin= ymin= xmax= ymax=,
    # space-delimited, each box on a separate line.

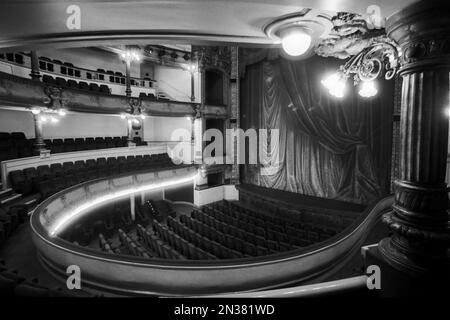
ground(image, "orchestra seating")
xmin=0 ymin=132 xmax=147 ymax=161
xmin=74 ymin=198 xmax=357 ymax=262
xmin=8 ymin=153 xmax=175 ymax=200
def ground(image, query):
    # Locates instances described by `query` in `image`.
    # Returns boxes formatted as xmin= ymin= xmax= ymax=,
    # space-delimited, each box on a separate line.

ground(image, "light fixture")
xmin=120 ymin=49 xmax=141 ymax=62
xmin=48 ymin=172 xmax=198 ymax=236
xmin=186 ymin=63 xmax=197 ymax=73
xmin=186 ymin=116 xmax=192 ymax=121
xmin=32 ymin=107 xmax=64 ymax=124
xmin=264 ymin=11 xmax=332 ymax=59
xmin=321 ymin=73 xmax=347 ymax=98
xmin=140 ymin=114 xmax=146 ymax=120
xmin=280 ymin=27 xmax=312 ymax=56
xmin=321 ymin=41 xmax=400 ymax=99
xmin=120 ymin=113 xmax=127 ymax=119
xmin=358 ymin=81 xmax=378 ymax=98
xmin=31 ymin=108 xmax=41 ymax=115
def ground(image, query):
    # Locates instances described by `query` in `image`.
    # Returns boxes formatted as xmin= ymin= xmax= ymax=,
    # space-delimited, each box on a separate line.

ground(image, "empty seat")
xmin=67 ymin=79 xmax=78 ymax=89
xmin=42 ymin=74 xmax=55 ymax=84
xmin=36 ymin=180 xmax=56 ymax=198
xmin=89 ymin=83 xmax=100 ymax=92
xmin=49 ymin=163 xmax=64 ymax=177
xmin=94 ymin=137 xmax=107 ymax=149
xmin=55 ymin=77 xmax=67 ymax=87
xmin=99 ymin=85 xmax=110 ymax=94
xmin=62 ymin=162 xmax=75 ymax=175
xmin=36 ymin=165 xmax=51 ymax=179
xmin=78 ymin=81 xmax=89 ymax=91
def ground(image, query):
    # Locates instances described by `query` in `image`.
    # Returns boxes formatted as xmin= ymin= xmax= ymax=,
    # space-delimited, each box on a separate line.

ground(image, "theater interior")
xmin=0 ymin=0 xmax=449 ymax=298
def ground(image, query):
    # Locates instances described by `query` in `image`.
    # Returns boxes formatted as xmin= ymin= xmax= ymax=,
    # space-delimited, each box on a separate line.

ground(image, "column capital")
xmin=387 ymin=0 xmax=450 ymax=72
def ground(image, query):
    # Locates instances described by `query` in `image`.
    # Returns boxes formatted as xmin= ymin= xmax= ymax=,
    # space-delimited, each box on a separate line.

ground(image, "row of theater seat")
xmin=117 ymin=229 xmax=151 ymax=258
xmin=42 ymin=74 xmax=111 ymax=94
xmin=0 ymin=131 xmax=147 ymax=162
xmin=0 ymin=53 xmax=24 ymax=65
xmin=224 ymin=199 xmax=354 ymax=236
xmin=152 ymin=220 xmax=218 ymax=260
xmin=216 ymin=201 xmax=339 ymax=240
xmin=66 ymin=208 xmax=135 ymax=246
xmin=9 ymin=153 xmax=175 ymax=199
xmin=40 ymin=56 xmax=155 ymax=85
xmin=98 ymin=233 xmax=117 ymax=254
xmin=0 ymin=132 xmax=33 ymax=161
xmin=44 ymin=136 xmax=147 ymax=154
xmin=207 ymin=203 xmax=341 ymax=245
xmin=0 ymin=204 xmax=30 ymax=248
xmin=39 ymin=57 xmax=80 ymax=76
xmin=187 ymin=212 xmax=297 ymax=254
xmin=136 ymin=224 xmax=187 ymax=260
xmin=239 ymin=191 xmax=358 ymax=225
xmin=201 ymin=206 xmax=310 ymax=246
xmin=174 ymin=215 xmax=272 ymax=257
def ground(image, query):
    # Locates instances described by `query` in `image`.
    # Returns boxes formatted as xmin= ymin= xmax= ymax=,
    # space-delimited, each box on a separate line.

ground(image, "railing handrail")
xmin=201 ymin=275 xmax=368 ymax=298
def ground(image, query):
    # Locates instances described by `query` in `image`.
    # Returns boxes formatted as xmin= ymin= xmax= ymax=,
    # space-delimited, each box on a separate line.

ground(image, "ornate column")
xmin=125 ymin=59 xmax=132 ymax=98
xmin=29 ymin=51 xmax=41 ymax=81
xmin=378 ymin=0 xmax=450 ymax=283
xmin=190 ymin=70 xmax=195 ymax=102
xmin=229 ymin=45 xmax=240 ymax=184
xmin=33 ymin=113 xmax=46 ymax=154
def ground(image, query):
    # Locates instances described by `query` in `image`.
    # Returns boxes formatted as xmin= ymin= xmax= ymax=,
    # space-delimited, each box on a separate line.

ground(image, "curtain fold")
xmin=240 ymin=55 xmax=394 ymax=205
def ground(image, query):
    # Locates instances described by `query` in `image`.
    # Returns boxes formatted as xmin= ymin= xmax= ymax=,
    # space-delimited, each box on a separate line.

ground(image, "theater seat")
xmin=95 ymin=137 xmax=107 ymax=149
xmin=36 ymin=180 xmax=55 ymax=198
xmin=89 ymin=83 xmax=100 ymax=92
xmin=62 ymin=162 xmax=75 ymax=175
xmin=55 ymin=77 xmax=67 ymax=87
xmin=49 ymin=163 xmax=64 ymax=177
xmin=99 ymin=85 xmax=110 ymax=94
xmin=78 ymin=81 xmax=89 ymax=91
xmin=36 ymin=165 xmax=51 ymax=179
xmin=42 ymin=74 xmax=55 ymax=84
xmin=67 ymin=79 xmax=78 ymax=89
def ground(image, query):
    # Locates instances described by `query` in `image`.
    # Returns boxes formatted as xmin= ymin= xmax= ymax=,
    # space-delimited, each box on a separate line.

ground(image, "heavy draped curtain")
xmin=240 ymin=55 xmax=394 ymax=204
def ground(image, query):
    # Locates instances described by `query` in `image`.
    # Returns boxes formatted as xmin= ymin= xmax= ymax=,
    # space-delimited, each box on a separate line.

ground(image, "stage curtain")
xmin=240 ymin=55 xmax=394 ymax=205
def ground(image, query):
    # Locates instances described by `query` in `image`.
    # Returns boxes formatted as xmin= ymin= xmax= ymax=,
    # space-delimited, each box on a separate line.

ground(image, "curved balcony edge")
xmin=30 ymin=171 xmax=394 ymax=296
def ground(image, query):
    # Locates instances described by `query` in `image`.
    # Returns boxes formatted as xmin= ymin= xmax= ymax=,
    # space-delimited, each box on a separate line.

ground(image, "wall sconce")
xmin=321 ymin=41 xmax=399 ymax=98
xmin=29 ymin=107 xmax=66 ymax=123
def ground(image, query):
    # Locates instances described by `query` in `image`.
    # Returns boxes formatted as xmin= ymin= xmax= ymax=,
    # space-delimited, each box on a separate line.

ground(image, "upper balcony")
xmin=0 ymin=52 xmax=159 ymax=99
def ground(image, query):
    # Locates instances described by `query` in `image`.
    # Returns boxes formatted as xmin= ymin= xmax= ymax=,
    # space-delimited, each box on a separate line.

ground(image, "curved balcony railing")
xmin=30 ymin=166 xmax=394 ymax=296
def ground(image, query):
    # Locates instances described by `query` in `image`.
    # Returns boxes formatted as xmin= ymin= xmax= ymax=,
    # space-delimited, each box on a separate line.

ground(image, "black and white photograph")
xmin=0 ymin=0 xmax=449 ymax=306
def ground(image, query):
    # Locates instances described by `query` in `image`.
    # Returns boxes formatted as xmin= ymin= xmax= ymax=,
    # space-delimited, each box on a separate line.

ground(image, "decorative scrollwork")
xmin=128 ymin=97 xmax=142 ymax=115
xmin=43 ymin=85 xmax=68 ymax=110
xmin=342 ymin=40 xmax=400 ymax=84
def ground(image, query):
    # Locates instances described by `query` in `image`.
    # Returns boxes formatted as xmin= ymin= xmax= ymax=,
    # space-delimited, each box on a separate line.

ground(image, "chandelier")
xmin=321 ymin=40 xmax=400 ymax=98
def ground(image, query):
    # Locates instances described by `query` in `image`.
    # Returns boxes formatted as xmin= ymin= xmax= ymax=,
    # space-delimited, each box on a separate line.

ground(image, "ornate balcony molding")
xmin=0 ymin=71 xmax=227 ymax=118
